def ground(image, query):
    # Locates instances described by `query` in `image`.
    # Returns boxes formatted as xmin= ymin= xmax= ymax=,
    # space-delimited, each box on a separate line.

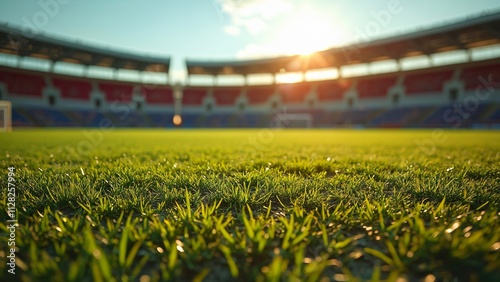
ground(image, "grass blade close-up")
xmin=0 ymin=129 xmax=499 ymax=281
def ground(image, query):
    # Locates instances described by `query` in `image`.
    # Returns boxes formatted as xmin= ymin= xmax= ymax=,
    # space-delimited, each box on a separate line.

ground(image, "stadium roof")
xmin=0 ymin=24 xmax=170 ymax=73
xmin=186 ymin=11 xmax=500 ymax=76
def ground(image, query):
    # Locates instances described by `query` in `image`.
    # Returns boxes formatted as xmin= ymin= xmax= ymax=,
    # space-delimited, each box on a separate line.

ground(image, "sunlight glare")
xmin=276 ymin=72 xmax=303 ymax=84
xmin=271 ymin=7 xmax=347 ymax=56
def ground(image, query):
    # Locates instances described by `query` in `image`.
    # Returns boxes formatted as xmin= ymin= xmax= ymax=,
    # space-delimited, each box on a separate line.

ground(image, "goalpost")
xmin=0 ymin=101 xmax=12 ymax=132
xmin=271 ymin=113 xmax=313 ymax=128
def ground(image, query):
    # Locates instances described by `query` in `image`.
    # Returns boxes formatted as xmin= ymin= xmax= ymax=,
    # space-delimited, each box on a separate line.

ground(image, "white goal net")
xmin=271 ymin=113 xmax=313 ymax=128
xmin=0 ymin=100 xmax=12 ymax=132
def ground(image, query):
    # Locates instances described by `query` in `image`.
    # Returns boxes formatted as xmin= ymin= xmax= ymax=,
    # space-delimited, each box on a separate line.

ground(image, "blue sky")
xmin=1 ymin=0 xmax=500 ymax=82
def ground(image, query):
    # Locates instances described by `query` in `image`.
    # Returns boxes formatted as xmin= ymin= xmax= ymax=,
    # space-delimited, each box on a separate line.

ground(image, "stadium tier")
xmin=0 ymin=70 xmax=46 ymax=97
xmin=213 ymin=88 xmax=241 ymax=106
xmin=182 ymin=87 xmax=207 ymax=106
xmin=404 ymin=70 xmax=454 ymax=95
xmin=316 ymin=80 xmax=351 ymax=101
xmin=52 ymin=78 xmax=92 ymax=101
xmin=460 ymin=63 xmax=500 ymax=90
xmin=3 ymin=58 xmax=500 ymax=129
xmin=246 ymin=86 xmax=276 ymax=105
xmin=99 ymin=83 xmax=135 ymax=103
xmin=2 ymin=12 xmax=500 ymax=129
xmin=278 ymin=83 xmax=312 ymax=104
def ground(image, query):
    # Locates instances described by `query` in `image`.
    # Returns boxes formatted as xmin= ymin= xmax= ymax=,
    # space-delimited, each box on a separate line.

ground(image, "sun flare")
xmin=270 ymin=7 xmax=347 ymax=56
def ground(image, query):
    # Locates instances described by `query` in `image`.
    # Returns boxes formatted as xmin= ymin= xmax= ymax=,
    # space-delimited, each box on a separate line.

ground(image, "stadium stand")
xmin=232 ymin=113 xmax=262 ymax=127
xmin=4 ymin=58 xmax=500 ymax=128
xmin=460 ymin=63 xmax=500 ymax=90
xmin=148 ymin=112 xmax=174 ymax=127
xmin=0 ymin=70 xmax=46 ymax=97
xmin=68 ymin=110 xmax=108 ymax=127
xmin=488 ymin=107 xmax=500 ymax=123
xmin=12 ymin=109 xmax=32 ymax=127
xmin=338 ymin=109 xmax=381 ymax=126
xmin=143 ymin=87 xmax=174 ymax=105
xmin=52 ymin=78 xmax=92 ymax=100
xmin=99 ymin=83 xmax=134 ymax=103
xmin=15 ymin=106 xmax=73 ymax=127
xmin=404 ymin=70 xmax=453 ymax=95
xmin=213 ymin=88 xmax=241 ymax=106
xmin=357 ymin=76 xmax=397 ymax=99
xmin=316 ymin=80 xmax=351 ymax=101
xmin=2 ymin=12 xmax=500 ymax=128
xmin=182 ymin=87 xmax=207 ymax=106
xmin=369 ymin=107 xmax=428 ymax=128
xmin=246 ymin=86 xmax=276 ymax=105
xmin=278 ymin=83 xmax=311 ymax=104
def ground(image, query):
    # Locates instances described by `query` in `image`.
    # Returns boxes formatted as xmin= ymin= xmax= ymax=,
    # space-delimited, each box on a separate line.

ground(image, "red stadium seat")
xmin=460 ymin=63 xmax=500 ymax=90
xmin=316 ymin=80 xmax=351 ymax=101
xmin=182 ymin=88 xmax=207 ymax=105
xmin=99 ymin=83 xmax=134 ymax=102
xmin=246 ymin=86 xmax=275 ymax=104
xmin=357 ymin=76 xmax=397 ymax=99
xmin=213 ymin=87 xmax=241 ymax=105
xmin=143 ymin=87 xmax=174 ymax=105
xmin=0 ymin=70 xmax=46 ymax=97
xmin=53 ymin=78 xmax=92 ymax=100
xmin=278 ymin=83 xmax=311 ymax=104
xmin=404 ymin=70 xmax=453 ymax=95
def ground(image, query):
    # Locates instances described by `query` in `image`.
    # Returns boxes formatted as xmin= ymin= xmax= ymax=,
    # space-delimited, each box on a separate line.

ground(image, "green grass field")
xmin=1 ymin=129 xmax=499 ymax=281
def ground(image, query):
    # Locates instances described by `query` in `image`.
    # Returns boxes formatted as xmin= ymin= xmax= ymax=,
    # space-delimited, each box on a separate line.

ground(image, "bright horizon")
xmin=1 ymin=0 xmax=500 ymax=83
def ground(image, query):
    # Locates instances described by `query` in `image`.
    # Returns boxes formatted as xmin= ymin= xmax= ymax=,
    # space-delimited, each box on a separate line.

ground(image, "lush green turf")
xmin=1 ymin=129 xmax=499 ymax=281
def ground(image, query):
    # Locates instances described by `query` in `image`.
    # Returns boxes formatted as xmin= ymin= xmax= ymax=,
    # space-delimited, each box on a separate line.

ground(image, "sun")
xmin=270 ymin=7 xmax=347 ymax=56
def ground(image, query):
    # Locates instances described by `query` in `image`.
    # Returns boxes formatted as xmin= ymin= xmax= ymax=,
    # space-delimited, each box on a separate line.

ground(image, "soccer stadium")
xmin=1 ymin=13 xmax=500 ymax=129
xmin=0 ymin=1 xmax=500 ymax=281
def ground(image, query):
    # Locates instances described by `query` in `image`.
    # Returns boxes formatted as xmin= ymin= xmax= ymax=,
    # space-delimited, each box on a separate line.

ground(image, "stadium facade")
xmin=1 ymin=12 xmax=500 ymax=129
